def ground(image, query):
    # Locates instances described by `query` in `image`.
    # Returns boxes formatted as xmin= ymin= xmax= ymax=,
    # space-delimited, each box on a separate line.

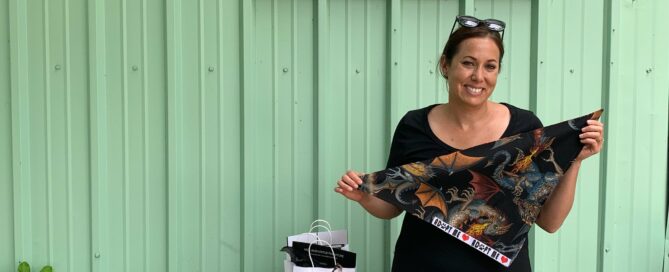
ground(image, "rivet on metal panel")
xmin=355 ymin=69 xmax=360 ymax=74
xmin=429 ymin=70 xmax=433 ymax=74
xmin=540 ymin=61 xmax=544 ymax=64
xmin=54 ymin=65 xmax=61 ymax=70
xmin=94 ymin=252 xmax=100 ymax=258
xmin=612 ymin=28 xmax=615 ymax=32
xmin=393 ymin=28 xmax=397 ymax=32
xmin=646 ymin=68 xmax=653 ymax=74
xmin=604 ymin=248 xmax=610 ymax=253
xmin=209 ymin=66 xmax=215 ymax=72
xmin=394 ymin=62 xmax=398 ymax=66
xmin=283 ymin=68 xmax=289 ymax=73
xmin=569 ymin=69 xmax=574 ymax=73
xmin=132 ymin=65 xmax=138 ymax=71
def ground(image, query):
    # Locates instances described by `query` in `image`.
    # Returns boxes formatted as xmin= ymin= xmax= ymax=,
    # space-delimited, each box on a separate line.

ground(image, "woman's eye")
xmin=486 ymin=64 xmax=497 ymax=70
xmin=462 ymin=61 xmax=474 ymax=66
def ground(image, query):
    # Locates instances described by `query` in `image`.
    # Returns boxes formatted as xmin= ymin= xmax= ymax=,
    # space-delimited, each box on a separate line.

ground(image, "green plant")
xmin=17 ymin=261 xmax=53 ymax=272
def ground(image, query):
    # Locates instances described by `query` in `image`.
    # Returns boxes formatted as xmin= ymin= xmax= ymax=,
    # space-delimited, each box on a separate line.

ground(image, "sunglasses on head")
xmin=450 ymin=15 xmax=506 ymax=40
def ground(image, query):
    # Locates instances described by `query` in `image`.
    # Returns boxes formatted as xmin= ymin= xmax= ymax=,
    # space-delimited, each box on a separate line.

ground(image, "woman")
xmin=334 ymin=15 xmax=604 ymax=271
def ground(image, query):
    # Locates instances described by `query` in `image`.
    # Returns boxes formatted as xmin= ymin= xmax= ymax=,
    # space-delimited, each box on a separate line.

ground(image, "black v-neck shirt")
xmin=388 ymin=103 xmax=543 ymax=272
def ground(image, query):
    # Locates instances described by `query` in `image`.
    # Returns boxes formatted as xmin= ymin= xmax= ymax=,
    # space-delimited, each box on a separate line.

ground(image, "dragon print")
xmin=446 ymin=187 xmax=512 ymax=245
xmin=357 ymin=109 xmax=603 ymax=267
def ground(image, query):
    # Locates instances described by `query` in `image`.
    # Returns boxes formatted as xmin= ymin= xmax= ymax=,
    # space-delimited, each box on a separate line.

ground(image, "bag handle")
xmin=307 ymin=239 xmax=342 ymax=271
xmin=310 ymin=219 xmax=332 ymax=231
xmin=308 ymin=219 xmax=333 ymax=244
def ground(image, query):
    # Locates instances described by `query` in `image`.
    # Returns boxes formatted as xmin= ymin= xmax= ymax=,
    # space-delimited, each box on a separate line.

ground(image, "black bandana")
xmin=360 ymin=110 xmax=603 ymax=267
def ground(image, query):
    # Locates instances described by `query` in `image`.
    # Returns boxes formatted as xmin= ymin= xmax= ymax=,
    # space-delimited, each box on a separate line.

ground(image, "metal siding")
xmin=167 ymin=0 xmax=230 ymax=271
xmin=2 ymin=0 xmax=669 ymax=271
xmin=10 ymin=0 xmax=33 ymax=264
xmin=7 ymin=0 xmax=93 ymax=270
xmin=221 ymin=0 xmax=243 ymax=270
xmin=88 ymin=0 xmax=109 ymax=271
xmin=601 ymin=0 xmax=669 ymax=271
xmin=665 ymin=212 xmax=669 ymax=272
xmin=144 ymin=0 xmax=168 ymax=270
xmin=0 ymin=0 xmax=15 ymax=269
xmin=243 ymin=0 xmax=317 ymax=271
xmin=243 ymin=0 xmax=277 ymax=270
xmin=395 ymin=0 xmax=454 ymax=116
xmin=531 ymin=0 xmax=606 ymax=271
xmin=91 ymin=0 xmax=169 ymax=271
xmin=475 ymin=0 xmax=533 ymax=109
xmin=165 ymin=0 xmax=182 ymax=270
xmin=317 ymin=0 xmax=389 ymax=270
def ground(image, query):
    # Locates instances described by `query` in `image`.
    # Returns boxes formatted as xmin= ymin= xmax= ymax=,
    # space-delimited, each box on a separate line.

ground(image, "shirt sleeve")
xmin=385 ymin=115 xmax=408 ymax=169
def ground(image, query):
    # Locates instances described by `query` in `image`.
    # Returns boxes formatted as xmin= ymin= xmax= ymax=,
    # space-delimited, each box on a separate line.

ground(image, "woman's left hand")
xmin=575 ymin=120 xmax=604 ymax=162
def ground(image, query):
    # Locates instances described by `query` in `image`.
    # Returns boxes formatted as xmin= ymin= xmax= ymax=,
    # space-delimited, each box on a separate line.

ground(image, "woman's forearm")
xmin=535 ymin=160 xmax=581 ymax=233
xmin=358 ymin=194 xmax=403 ymax=219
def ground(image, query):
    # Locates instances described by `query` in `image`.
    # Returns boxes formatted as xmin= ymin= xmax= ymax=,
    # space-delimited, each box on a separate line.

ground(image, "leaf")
xmin=40 ymin=266 xmax=53 ymax=272
xmin=17 ymin=262 xmax=30 ymax=272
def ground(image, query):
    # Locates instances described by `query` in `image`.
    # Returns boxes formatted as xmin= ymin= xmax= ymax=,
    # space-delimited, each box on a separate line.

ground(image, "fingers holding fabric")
xmin=575 ymin=120 xmax=605 ymax=162
xmin=334 ymin=170 xmax=366 ymax=202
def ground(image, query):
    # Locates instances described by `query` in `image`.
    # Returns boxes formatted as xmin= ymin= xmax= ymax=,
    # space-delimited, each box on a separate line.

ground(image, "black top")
xmin=388 ymin=103 xmax=543 ymax=272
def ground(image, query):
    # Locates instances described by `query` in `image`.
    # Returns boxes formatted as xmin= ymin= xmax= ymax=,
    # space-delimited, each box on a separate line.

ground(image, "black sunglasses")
xmin=450 ymin=15 xmax=506 ymax=40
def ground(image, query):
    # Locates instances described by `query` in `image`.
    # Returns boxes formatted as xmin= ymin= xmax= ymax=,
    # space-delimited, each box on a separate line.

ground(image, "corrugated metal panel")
xmin=96 ymin=0 xmax=169 ymax=271
xmin=531 ymin=0 xmax=606 ymax=271
xmin=665 ymin=214 xmax=669 ymax=271
xmin=9 ymin=0 xmax=32 ymax=266
xmin=394 ymin=0 xmax=452 ymax=114
xmin=2 ymin=0 xmax=668 ymax=271
xmin=1 ymin=0 xmax=14 ymax=269
xmin=167 ymin=0 xmax=242 ymax=271
xmin=475 ymin=0 xmax=533 ymax=109
xmin=316 ymin=0 xmax=389 ymax=270
xmin=9 ymin=0 xmax=92 ymax=270
xmin=601 ymin=0 xmax=669 ymax=271
xmin=242 ymin=0 xmax=318 ymax=270
xmin=221 ymin=0 xmax=242 ymax=271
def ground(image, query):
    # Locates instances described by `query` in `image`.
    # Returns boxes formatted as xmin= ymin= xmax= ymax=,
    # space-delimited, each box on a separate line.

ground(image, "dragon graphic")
xmin=441 ymin=170 xmax=511 ymax=245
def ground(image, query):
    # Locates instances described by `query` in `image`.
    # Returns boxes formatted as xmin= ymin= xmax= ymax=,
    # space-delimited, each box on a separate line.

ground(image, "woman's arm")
xmin=535 ymin=120 xmax=604 ymax=233
xmin=335 ymin=170 xmax=403 ymax=219
xmin=535 ymin=161 xmax=581 ymax=233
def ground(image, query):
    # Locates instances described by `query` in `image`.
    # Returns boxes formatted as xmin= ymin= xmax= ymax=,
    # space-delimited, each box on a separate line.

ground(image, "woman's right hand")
xmin=334 ymin=170 xmax=403 ymax=219
xmin=334 ymin=170 xmax=366 ymax=202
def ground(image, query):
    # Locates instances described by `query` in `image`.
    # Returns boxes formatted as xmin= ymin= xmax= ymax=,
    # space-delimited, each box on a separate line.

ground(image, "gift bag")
xmin=281 ymin=220 xmax=356 ymax=272
xmin=287 ymin=220 xmax=349 ymax=250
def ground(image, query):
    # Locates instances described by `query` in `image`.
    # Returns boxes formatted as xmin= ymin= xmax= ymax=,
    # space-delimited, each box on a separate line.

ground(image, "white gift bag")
xmin=285 ymin=239 xmax=355 ymax=272
xmin=287 ymin=220 xmax=349 ymax=250
xmin=283 ymin=220 xmax=356 ymax=272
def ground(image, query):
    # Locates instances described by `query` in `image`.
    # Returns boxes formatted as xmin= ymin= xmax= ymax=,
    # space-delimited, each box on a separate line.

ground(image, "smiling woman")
xmin=335 ymin=15 xmax=605 ymax=272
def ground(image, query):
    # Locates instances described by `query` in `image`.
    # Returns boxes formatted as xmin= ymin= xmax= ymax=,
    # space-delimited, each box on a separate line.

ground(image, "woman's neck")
xmin=443 ymin=101 xmax=493 ymax=130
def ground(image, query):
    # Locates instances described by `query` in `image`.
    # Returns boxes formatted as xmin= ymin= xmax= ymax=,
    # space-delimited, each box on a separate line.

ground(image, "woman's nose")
xmin=471 ymin=67 xmax=483 ymax=81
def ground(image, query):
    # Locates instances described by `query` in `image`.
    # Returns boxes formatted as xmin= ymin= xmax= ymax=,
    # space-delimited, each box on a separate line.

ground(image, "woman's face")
xmin=442 ymin=37 xmax=500 ymax=107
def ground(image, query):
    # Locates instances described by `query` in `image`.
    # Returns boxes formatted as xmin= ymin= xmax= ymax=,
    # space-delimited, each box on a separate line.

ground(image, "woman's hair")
xmin=439 ymin=25 xmax=505 ymax=79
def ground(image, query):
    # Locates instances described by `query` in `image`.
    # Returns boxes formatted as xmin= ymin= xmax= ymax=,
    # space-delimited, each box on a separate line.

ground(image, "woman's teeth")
xmin=466 ymin=86 xmax=482 ymax=95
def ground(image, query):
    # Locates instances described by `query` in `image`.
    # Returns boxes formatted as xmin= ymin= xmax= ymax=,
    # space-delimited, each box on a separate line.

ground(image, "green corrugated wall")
xmin=2 ymin=0 xmax=668 ymax=271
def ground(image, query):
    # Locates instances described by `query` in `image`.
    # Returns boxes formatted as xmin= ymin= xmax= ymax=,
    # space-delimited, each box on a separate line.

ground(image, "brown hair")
xmin=439 ymin=25 xmax=505 ymax=79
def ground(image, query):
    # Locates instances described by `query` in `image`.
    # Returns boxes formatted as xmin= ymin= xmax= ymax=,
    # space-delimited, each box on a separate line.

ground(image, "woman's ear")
xmin=439 ymin=55 xmax=449 ymax=79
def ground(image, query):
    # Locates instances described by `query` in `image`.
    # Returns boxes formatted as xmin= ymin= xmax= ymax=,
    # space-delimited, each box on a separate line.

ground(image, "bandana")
xmin=359 ymin=110 xmax=603 ymax=267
